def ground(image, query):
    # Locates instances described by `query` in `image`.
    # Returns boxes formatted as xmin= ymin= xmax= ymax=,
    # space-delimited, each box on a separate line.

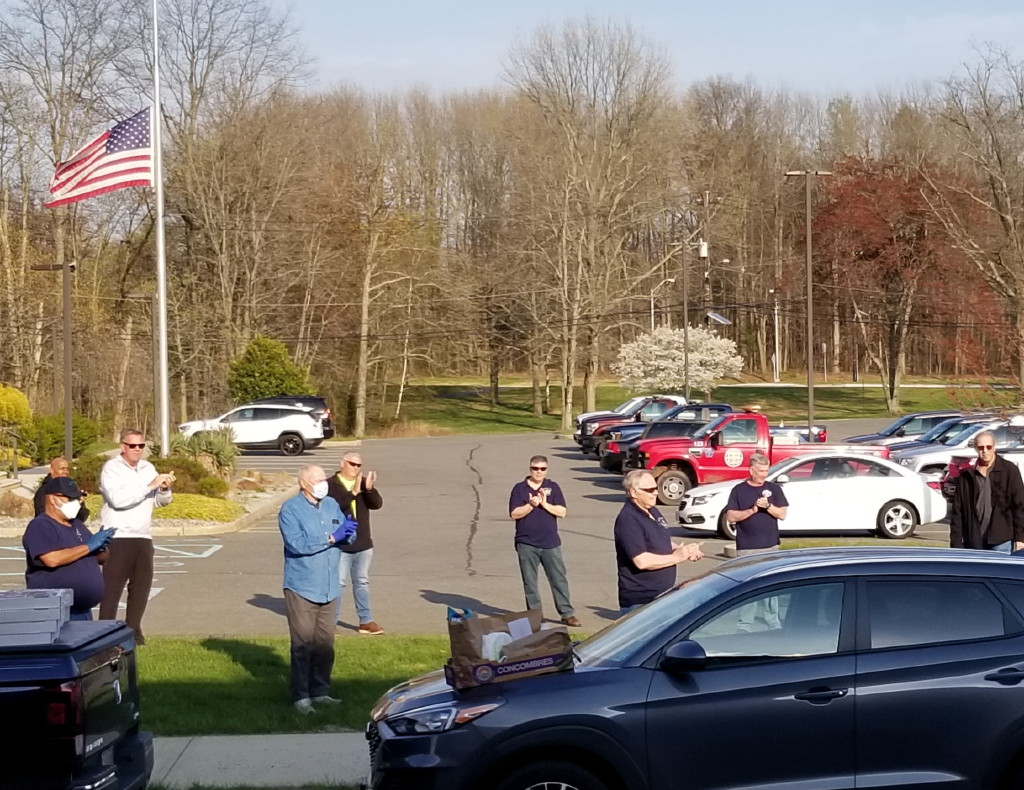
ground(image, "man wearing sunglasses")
xmin=950 ymin=430 xmax=1024 ymax=552
xmin=508 ymin=455 xmax=580 ymax=627
xmin=97 ymin=428 xmax=175 ymax=643
xmin=326 ymin=452 xmax=384 ymax=635
xmin=614 ymin=470 xmax=703 ymax=617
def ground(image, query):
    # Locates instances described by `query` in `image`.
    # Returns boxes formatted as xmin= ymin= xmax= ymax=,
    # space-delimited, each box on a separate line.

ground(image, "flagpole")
xmin=152 ymin=0 xmax=170 ymax=456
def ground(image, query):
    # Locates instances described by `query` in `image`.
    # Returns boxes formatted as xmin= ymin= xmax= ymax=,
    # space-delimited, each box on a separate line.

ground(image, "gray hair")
xmin=750 ymin=453 xmax=770 ymax=468
xmin=342 ymin=450 xmax=362 ymax=463
xmin=119 ymin=428 xmax=144 ymax=443
xmin=622 ymin=469 xmax=652 ymax=492
xmin=297 ymin=464 xmax=325 ymax=485
xmin=975 ymin=431 xmax=995 ymax=449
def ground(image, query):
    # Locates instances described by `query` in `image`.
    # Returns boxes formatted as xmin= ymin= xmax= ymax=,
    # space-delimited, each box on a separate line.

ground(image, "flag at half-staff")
xmin=44 ymin=108 xmax=154 ymax=208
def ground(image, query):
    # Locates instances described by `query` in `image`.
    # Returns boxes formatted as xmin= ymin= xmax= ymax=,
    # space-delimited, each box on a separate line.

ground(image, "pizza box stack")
xmin=0 ymin=589 xmax=72 ymax=646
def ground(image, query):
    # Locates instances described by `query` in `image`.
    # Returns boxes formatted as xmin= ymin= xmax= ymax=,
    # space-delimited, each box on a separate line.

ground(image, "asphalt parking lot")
xmin=0 ymin=418 xmax=951 ymax=637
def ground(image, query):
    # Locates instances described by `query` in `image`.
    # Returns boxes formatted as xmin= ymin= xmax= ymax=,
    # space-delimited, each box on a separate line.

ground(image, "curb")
xmin=150 ymin=486 xmax=298 ymax=537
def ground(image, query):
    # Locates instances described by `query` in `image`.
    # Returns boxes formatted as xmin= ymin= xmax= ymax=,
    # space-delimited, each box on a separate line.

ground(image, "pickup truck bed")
xmin=1 ymin=619 xmax=153 ymax=790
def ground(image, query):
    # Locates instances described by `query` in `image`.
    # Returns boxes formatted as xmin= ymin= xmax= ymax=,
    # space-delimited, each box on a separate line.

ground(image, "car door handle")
xmin=984 ymin=668 xmax=1024 ymax=685
xmin=794 ymin=687 xmax=849 ymax=704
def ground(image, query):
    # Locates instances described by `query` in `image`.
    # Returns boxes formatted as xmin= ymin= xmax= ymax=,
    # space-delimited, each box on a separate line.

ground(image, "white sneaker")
xmin=294 ymin=698 xmax=316 ymax=715
xmin=312 ymin=695 xmax=342 ymax=705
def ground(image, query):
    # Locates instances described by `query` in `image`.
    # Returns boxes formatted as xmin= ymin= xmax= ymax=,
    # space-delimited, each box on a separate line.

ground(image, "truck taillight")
xmin=926 ymin=480 xmax=941 ymax=491
xmin=46 ymin=680 xmax=83 ymax=731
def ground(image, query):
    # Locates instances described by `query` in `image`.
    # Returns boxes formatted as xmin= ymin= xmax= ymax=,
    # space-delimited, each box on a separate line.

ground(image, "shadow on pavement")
xmin=419 ymin=589 xmax=512 ymax=616
xmin=586 ymin=605 xmax=621 ymax=622
xmin=247 ymin=593 xmax=287 ymax=617
xmin=582 ymin=493 xmax=628 ymax=503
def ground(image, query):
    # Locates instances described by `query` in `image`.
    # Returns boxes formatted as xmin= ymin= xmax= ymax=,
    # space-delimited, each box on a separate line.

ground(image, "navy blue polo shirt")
xmin=23 ymin=514 xmax=104 ymax=613
xmin=508 ymin=479 xmax=566 ymax=549
xmin=726 ymin=479 xmax=789 ymax=550
xmin=614 ymin=500 xmax=675 ymax=607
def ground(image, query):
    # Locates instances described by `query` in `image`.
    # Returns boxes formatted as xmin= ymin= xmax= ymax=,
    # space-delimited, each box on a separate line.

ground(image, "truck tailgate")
xmin=1 ymin=620 xmax=142 ymax=782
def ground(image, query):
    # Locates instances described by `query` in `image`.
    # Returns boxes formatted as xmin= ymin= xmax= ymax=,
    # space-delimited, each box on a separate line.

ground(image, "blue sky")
xmin=274 ymin=0 xmax=1024 ymax=96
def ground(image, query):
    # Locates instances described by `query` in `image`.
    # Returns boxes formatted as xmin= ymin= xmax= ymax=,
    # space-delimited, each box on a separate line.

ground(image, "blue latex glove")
xmin=86 ymin=527 xmax=116 ymax=553
xmin=330 ymin=515 xmax=358 ymax=546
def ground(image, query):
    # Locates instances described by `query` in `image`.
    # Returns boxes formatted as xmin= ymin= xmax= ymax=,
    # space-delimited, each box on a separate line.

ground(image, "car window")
xmin=721 ymin=419 xmax=757 ymax=445
xmin=943 ymin=424 xmax=985 ymax=446
xmin=224 ymin=408 xmax=254 ymax=422
xmin=992 ymin=426 xmax=1024 ymax=450
xmin=827 ymin=458 xmax=891 ymax=479
xmin=640 ymin=402 xmax=670 ymax=420
xmin=688 ymin=582 xmax=844 ymax=659
xmin=992 ymin=583 xmax=1024 ymax=622
xmin=778 ymin=458 xmax=828 ymax=482
xmin=901 ymin=417 xmax=927 ymax=434
xmin=866 ymin=580 xmax=1013 ymax=649
xmin=576 ymin=571 xmax=736 ymax=668
xmin=253 ymin=408 xmax=282 ymax=420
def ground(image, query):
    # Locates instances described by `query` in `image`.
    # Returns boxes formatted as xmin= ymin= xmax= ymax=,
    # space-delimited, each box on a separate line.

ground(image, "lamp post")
xmin=785 ymin=169 xmax=831 ymax=440
xmin=649 ymin=277 xmax=676 ymax=331
xmin=31 ymin=260 xmax=75 ymax=459
xmin=128 ymin=293 xmax=161 ymax=430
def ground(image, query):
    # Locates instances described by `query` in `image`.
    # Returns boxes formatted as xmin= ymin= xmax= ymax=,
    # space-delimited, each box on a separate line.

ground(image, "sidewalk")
xmin=153 ymin=733 xmax=368 ymax=788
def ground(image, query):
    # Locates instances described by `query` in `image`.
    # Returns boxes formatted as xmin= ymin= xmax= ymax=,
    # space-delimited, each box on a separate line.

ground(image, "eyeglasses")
xmin=530 ymin=466 xmax=547 ymax=471
xmin=637 ymin=486 xmax=658 ymax=493
xmin=345 ymin=461 xmax=362 ymax=467
xmin=122 ymin=442 xmax=146 ymax=450
xmin=976 ymin=445 xmax=995 ymax=451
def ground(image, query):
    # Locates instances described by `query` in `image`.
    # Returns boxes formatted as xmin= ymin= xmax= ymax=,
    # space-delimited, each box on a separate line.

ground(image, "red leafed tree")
xmin=814 ymin=157 xmax=963 ymax=413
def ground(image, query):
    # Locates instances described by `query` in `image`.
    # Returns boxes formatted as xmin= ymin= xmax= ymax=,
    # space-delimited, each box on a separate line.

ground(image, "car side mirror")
xmin=708 ymin=432 xmax=720 ymax=447
xmin=775 ymin=474 xmax=789 ymax=484
xmin=895 ymin=428 xmax=906 ymax=437
xmin=660 ymin=640 xmax=708 ymax=674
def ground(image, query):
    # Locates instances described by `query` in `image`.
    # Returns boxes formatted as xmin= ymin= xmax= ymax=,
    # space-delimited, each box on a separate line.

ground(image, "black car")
xmin=598 ymin=403 xmax=735 ymax=473
xmin=245 ymin=394 xmax=335 ymax=439
xmin=366 ymin=548 xmax=1024 ymax=790
xmin=843 ymin=409 xmax=962 ymax=445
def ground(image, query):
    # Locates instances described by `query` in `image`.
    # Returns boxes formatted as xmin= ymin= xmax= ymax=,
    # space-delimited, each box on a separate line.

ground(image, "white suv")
xmin=179 ymin=404 xmax=324 ymax=456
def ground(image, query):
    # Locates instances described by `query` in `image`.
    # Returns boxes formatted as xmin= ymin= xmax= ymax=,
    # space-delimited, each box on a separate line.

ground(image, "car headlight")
xmin=689 ymin=493 xmax=718 ymax=506
xmin=898 ymin=457 xmax=913 ymax=466
xmin=583 ymin=424 xmax=594 ymax=434
xmin=610 ymin=431 xmax=621 ymax=440
xmin=383 ymin=700 xmax=504 ymax=735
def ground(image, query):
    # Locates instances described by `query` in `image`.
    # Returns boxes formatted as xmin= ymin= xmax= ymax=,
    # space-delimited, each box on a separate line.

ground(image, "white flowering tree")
xmin=612 ymin=326 xmax=743 ymax=394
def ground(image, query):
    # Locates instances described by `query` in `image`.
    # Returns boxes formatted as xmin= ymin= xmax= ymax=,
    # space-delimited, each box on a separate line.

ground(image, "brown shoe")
xmin=358 ymin=621 xmax=385 ymax=635
xmin=561 ymin=616 xmax=582 ymax=628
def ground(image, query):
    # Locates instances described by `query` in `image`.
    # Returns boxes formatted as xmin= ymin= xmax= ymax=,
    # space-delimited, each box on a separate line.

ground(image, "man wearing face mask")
xmin=33 ymin=456 xmax=90 ymax=522
xmin=278 ymin=464 xmax=356 ymax=715
xmin=23 ymin=477 xmax=115 ymax=620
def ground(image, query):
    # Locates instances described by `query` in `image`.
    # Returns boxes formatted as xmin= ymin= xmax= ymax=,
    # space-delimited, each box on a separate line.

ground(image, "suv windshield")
xmin=576 ymin=571 xmax=735 ymax=668
xmin=612 ymin=397 xmax=644 ymax=414
xmin=879 ymin=415 xmax=913 ymax=437
xmin=943 ymin=423 xmax=989 ymax=447
xmin=917 ymin=418 xmax=966 ymax=443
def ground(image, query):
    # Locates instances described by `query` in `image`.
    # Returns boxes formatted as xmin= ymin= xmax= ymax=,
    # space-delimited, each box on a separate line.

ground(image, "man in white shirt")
xmin=97 ymin=428 xmax=174 ymax=644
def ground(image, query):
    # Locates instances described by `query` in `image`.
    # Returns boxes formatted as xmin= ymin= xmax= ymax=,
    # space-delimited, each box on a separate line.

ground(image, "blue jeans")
xmin=336 ymin=548 xmax=373 ymax=624
xmin=70 ymin=610 xmax=93 ymax=621
xmin=619 ymin=604 xmax=643 ymax=617
xmin=987 ymin=540 xmax=1012 ymax=553
xmin=515 ymin=543 xmax=574 ymax=619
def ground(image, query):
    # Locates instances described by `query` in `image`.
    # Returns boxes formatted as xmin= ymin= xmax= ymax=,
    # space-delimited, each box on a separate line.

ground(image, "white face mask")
xmin=310 ymin=480 xmax=329 ymax=500
xmin=59 ymin=499 xmax=81 ymax=520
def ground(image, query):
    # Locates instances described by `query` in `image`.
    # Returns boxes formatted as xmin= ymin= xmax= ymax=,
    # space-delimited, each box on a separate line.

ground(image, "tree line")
xmin=1 ymin=1 xmax=1023 ymax=436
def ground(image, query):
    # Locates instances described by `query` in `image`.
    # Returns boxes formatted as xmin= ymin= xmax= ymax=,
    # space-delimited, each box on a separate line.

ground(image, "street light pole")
xmin=770 ymin=289 xmax=781 ymax=383
xmin=785 ymin=169 xmax=831 ymax=440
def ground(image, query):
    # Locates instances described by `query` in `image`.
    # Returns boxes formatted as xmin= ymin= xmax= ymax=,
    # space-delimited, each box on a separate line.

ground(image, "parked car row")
xmin=178 ymin=394 xmax=334 ymax=456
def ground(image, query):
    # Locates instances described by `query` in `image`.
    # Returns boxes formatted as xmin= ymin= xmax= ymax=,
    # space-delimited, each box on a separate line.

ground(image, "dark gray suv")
xmin=365 ymin=548 xmax=1024 ymax=790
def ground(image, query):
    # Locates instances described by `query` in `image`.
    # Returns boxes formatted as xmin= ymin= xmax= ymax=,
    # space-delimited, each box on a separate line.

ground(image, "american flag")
xmin=44 ymin=108 xmax=154 ymax=208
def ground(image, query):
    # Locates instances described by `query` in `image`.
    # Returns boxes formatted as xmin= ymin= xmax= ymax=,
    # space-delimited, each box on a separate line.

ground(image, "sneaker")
xmin=358 ymin=621 xmax=385 ymax=635
xmin=561 ymin=616 xmax=582 ymax=628
xmin=312 ymin=695 xmax=342 ymax=705
xmin=294 ymin=698 xmax=316 ymax=715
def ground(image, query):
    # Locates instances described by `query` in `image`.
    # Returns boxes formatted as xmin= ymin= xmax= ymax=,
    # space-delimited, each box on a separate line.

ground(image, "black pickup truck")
xmin=2 ymin=619 xmax=153 ymax=790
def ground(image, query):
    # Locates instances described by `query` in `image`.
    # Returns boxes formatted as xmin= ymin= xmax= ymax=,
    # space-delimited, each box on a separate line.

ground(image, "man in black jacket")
xmin=326 ymin=452 xmax=385 ymax=634
xmin=950 ymin=431 xmax=1024 ymax=552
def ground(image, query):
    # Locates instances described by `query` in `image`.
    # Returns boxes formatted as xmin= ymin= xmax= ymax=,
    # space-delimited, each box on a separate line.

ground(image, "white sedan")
xmin=677 ymin=453 xmax=947 ymax=540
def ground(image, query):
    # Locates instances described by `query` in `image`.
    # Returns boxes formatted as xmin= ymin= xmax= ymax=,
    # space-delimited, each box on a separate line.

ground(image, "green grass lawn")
xmin=138 ymin=635 xmax=450 ymax=736
xmin=369 ymin=381 xmax=1016 ymax=436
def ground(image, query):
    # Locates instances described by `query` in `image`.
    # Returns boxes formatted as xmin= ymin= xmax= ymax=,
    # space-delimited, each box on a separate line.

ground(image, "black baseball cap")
xmin=41 ymin=477 xmax=83 ymax=499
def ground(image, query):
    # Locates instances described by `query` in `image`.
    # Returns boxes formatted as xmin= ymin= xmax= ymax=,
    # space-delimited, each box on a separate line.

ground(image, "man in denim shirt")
xmin=278 ymin=464 xmax=354 ymax=714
